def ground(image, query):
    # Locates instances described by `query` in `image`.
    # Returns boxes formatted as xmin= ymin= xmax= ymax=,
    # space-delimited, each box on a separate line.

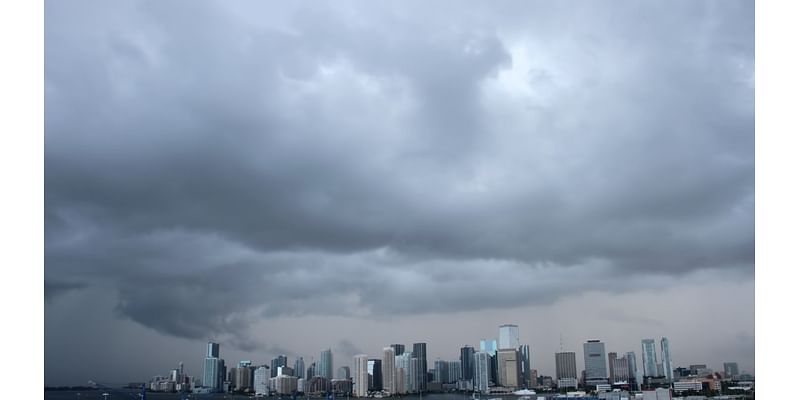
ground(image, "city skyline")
xmin=44 ymin=0 xmax=754 ymax=387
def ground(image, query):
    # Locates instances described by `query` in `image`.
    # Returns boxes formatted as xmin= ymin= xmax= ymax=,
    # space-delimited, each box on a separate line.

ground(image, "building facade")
xmin=641 ymin=340 xmax=658 ymax=378
xmin=583 ymin=340 xmax=608 ymax=387
xmin=497 ymin=348 xmax=519 ymax=388
xmin=354 ymin=354 xmax=369 ymax=397
xmin=320 ymin=349 xmax=333 ymax=380
xmin=382 ymin=347 xmax=396 ymax=394
xmin=473 ymin=351 xmax=490 ymax=393
xmin=498 ymin=324 xmax=520 ymax=350
xmin=659 ymin=338 xmax=673 ymax=382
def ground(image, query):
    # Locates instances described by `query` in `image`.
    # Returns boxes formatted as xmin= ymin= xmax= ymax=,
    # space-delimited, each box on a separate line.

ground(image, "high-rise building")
xmin=723 ymin=362 xmax=739 ymax=379
xmin=354 ymin=355 xmax=369 ymax=397
xmin=434 ymin=360 xmax=448 ymax=383
xmin=473 ymin=352 xmax=490 ymax=393
xmin=382 ymin=347 xmax=396 ymax=394
xmin=625 ymin=352 xmax=638 ymax=389
xmin=410 ymin=357 xmax=424 ymax=392
xmin=519 ymin=345 xmax=531 ymax=387
xmin=397 ymin=353 xmax=413 ymax=393
xmin=391 ymin=344 xmax=405 ymax=356
xmin=306 ymin=362 xmax=316 ymax=380
xmin=368 ymin=359 xmax=382 ymax=391
xmin=555 ymin=352 xmax=577 ymax=379
xmin=641 ymin=339 xmax=658 ymax=378
xmin=480 ymin=339 xmax=498 ymax=355
xmin=207 ymin=342 xmax=220 ymax=358
xmin=447 ymin=361 xmax=462 ymax=383
xmin=338 ymin=366 xmax=351 ymax=380
xmin=583 ymin=340 xmax=608 ymax=387
xmin=496 ymin=348 xmax=519 ymax=388
xmin=460 ymin=346 xmax=475 ymax=383
xmin=555 ymin=352 xmax=578 ymax=389
xmin=660 ymin=338 xmax=673 ymax=382
xmin=607 ymin=353 xmax=629 ymax=383
xmin=203 ymin=342 xmax=225 ymax=392
xmin=320 ymin=349 xmax=333 ymax=380
xmin=499 ymin=324 xmax=520 ymax=350
xmin=271 ymin=355 xmax=288 ymax=378
xmin=254 ymin=366 xmax=269 ymax=395
xmin=412 ymin=343 xmax=428 ymax=391
xmin=294 ymin=357 xmax=306 ymax=379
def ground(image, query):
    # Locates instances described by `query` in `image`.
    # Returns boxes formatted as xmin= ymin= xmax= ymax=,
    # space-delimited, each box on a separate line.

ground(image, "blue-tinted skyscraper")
xmin=203 ymin=342 xmax=224 ymax=392
xmin=320 ymin=349 xmax=333 ymax=380
xmin=641 ymin=339 xmax=658 ymax=377
xmin=660 ymin=337 xmax=673 ymax=382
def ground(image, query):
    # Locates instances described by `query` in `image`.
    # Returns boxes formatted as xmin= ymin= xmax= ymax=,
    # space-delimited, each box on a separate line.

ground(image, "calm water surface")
xmin=45 ymin=393 xmax=573 ymax=400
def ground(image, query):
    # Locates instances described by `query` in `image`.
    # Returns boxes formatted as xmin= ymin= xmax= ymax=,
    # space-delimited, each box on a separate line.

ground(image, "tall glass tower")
xmin=498 ymin=324 xmax=520 ymax=350
xmin=641 ymin=339 xmax=658 ymax=377
xmin=320 ymin=348 xmax=333 ymax=380
xmin=660 ymin=337 xmax=673 ymax=382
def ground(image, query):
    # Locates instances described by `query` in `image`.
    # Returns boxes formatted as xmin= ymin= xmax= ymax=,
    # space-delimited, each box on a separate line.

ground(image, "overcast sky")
xmin=44 ymin=0 xmax=754 ymax=386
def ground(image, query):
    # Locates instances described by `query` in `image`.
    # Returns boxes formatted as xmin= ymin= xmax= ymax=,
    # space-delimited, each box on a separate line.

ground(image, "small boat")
xmin=513 ymin=389 xmax=537 ymax=396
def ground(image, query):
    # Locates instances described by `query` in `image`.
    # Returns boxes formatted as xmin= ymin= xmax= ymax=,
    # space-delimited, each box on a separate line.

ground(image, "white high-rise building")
xmin=354 ymin=354 xmax=369 ymax=397
xmin=641 ymin=339 xmax=659 ymax=377
xmin=660 ymin=337 xmax=673 ymax=382
xmin=382 ymin=347 xmax=396 ymax=394
xmin=473 ymin=352 xmax=490 ymax=393
xmin=498 ymin=324 xmax=520 ymax=350
xmin=254 ymin=366 xmax=269 ymax=395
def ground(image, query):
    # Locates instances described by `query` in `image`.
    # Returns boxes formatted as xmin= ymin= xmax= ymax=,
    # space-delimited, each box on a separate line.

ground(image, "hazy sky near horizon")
xmin=45 ymin=0 xmax=754 ymax=386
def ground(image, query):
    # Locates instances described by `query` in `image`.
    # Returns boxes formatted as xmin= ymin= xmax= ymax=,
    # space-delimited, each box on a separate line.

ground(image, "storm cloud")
xmin=45 ymin=0 xmax=754 ymax=384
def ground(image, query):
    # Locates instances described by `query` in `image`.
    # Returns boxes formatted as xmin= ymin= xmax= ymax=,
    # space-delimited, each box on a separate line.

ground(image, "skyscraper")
xmin=294 ymin=357 xmax=306 ymax=379
xmin=434 ymin=360 xmax=448 ymax=383
xmin=254 ymin=366 xmax=269 ymax=395
xmin=625 ymin=352 xmax=638 ymax=389
xmin=555 ymin=352 xmax=578 ymax=389
xmin=338 ymin=366 xmax=351 ymax=380
xmin=391 ymin=344 xmax=405 ymax=356
xmin=368 ymin=359 xmax=382 ymax=391
xmin=519 ymin=344 xmax=531 ymax=388
xmin=583 ymin=340 xmax=608 ymax=387
xmin=498 ymin=324 xmax=520 ymax=350
xmin=207 ymin=342 xmax=220 ymax=358
xmin=660 ymin=337 xmax=673 ymax=382
xmin=641 ymin=339 xmax=658 ymax=377
xmin=320 ymin=349 xmax=333 ymax=380
xmin=354 ymin=354 xmax=369 ymax=397
xmin=496 ymin=348 xmax=519 ymax=388
xmin=723 ymin=362 xmax=740 ymax=379
xmin=397 ymin=352 xmax=413 ymax=393
xmin=608 ymin=353 xmax=629 ymax=383
xmin=473 ymin=352 xmax=490 ymax=393
xmin=412 ymin=343 xmax=427 ymax=391
xmin=460 ymin=346 xmax=475 ymax=383
xmin=382 ymin=347 xmax=396 ymax=394
xmin=271 ymin=355 xmax=288 ymax=378
xmin=203 ymin=341 xmax=224 ymax=392
xmin=447 ymin=361 xmax=462 ymax=383
xmin=480 ymin=339 xmax=498 ymax=355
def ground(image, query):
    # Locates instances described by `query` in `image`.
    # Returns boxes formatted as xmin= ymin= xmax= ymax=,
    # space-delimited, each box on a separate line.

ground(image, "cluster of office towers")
xmin=196 ymin=328 xmax=732 ymax=396
xmin=372 ymin=324 xmax=534 ymax=396
xmin=553 ymin=337 xmax=674 ymax=391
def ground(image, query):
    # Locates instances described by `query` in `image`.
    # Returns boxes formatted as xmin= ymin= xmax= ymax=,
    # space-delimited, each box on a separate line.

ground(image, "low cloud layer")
xmin=45 ymin=0 xmax=753 ymax=383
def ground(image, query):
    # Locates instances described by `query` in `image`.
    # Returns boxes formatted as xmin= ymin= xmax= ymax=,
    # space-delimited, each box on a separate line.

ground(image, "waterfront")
xmin=44 ymin=393 xmax=574 ymax=400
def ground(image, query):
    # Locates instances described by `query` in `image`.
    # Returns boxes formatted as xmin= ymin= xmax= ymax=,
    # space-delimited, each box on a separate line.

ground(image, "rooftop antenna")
xmin=559 ymin=333 xmax=563 ymax=352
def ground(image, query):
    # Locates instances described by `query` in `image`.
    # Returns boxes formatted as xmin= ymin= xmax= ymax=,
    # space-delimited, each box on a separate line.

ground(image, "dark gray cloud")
xmin=45 ymin=0 xmax=753 ymax=384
